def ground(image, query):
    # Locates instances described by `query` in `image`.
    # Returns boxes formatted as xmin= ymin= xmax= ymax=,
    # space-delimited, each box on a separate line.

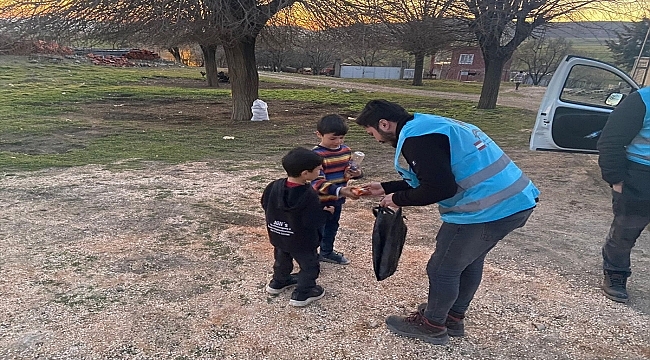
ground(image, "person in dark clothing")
xmin=597 ymin=88 xmax=650 ymax=303
xmin=513 ymin=71 xmax=524 ymax=90
xmin=261 ymin=147 xmax=331 ymax=307
xmin=355 ymin=100 xmax=539 ymax=345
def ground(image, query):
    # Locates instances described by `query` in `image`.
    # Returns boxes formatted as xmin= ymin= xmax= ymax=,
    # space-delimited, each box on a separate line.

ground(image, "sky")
xmin=0 ymin=0 xmax=646 ymax=22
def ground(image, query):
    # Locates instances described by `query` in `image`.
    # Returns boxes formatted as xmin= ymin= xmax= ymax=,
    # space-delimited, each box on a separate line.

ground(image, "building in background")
xmin=429 ymin=47 xmax=512 ymax=82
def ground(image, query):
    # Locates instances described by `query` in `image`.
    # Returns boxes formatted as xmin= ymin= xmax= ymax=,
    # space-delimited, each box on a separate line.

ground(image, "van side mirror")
xmin=605 ymin=93 xmax=624 ymax=107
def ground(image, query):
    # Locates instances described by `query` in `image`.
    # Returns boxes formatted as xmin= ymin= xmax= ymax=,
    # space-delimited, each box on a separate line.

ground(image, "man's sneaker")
xmin=266 ymin=274 xmax=298 ymax=295
xmin=417 ymin=303 xmax=465 ymax=337
xmin=385 ymin=306 xmax=449 ymax=345
xmin=319 ymin=250 xmax=351 ymax=265
xmin=446 ymin=310 xmax=465 ymax=337
xmin=289 ymin=285 xmax=325 ymax=307
xmin=603 ymin=271 xmax=629 ymax=303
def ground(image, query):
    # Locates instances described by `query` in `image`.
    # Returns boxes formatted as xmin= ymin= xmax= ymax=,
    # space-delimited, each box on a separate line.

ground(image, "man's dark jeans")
xmin=423 ymin=208 xmax=534 ymax=324
xmin=320 ymin=204 xmax=342 ymax=255
xmin=273 ymin=247 xmax=320 ymax=294
xmin=602 ymin=190 xmax=650 ymax=274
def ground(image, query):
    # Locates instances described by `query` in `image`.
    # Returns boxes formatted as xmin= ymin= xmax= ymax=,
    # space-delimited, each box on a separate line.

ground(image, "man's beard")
xmin=377 ymin=128 xmax=397 ymax=147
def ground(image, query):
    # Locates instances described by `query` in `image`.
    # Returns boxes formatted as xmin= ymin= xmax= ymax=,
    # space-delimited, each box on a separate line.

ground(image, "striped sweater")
xmin=311 ymin=144 xmax=352 ymax=206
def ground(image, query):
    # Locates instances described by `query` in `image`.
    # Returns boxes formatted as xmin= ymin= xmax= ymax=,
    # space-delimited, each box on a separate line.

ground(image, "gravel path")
xmin=2 ymin=151 xmax=650 ymax=359
xmin=2 ymin=69 xmax=649 ymax=359
xmin=259 ymin=72 xmax=547 ymax=112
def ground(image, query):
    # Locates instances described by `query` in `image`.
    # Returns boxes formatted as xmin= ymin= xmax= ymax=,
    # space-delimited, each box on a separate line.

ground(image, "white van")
xmin=529 ymin=55 xmax=640 ymax=153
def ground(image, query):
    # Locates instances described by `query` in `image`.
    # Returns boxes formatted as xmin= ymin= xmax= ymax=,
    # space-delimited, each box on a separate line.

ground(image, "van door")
xmin=529 ymin=55 xmax=639 ymax=153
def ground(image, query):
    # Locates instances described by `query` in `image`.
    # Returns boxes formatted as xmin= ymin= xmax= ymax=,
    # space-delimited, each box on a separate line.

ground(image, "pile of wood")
xmin=86 ymin=53 xmax=135 ymax=67
xmin=2 ymin=39 xmax=73 ymax=56
xmin=124 ymin=49 xmax=160 ymax=60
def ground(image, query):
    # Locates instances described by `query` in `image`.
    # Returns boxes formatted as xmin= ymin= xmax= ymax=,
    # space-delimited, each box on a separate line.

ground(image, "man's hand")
xmin=324 ymin=206 xmax=335 ymax=214
xmin=379 ymin=193 xmax=397 ymax=208
xmin=612 ymin=182 xmax=623 ymax=193
xmin=362 ymin=182 xmax=386 ymax=196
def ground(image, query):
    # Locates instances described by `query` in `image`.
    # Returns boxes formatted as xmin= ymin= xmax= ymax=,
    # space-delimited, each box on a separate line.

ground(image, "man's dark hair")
xmin=317 ymin=114 xmax=348 ymax=135
xmin=282 ymin=147 xmax=323 ymax=177
xmin=355 ymin=99 xmax=413 ymax=128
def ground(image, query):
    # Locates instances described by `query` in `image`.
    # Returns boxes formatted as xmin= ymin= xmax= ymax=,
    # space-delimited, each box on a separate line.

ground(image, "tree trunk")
xmin=477 ymin=57 xmax=506 ymax=109
xmin=167 ymin=47 xmax=181 ymax=63
xmin=223 ymin=36 xmax=259 ymax=121
xmin=412 ymin=52 xmax=424 ymax=86
xmin=201 ymin=44 xmax=220 ymax=88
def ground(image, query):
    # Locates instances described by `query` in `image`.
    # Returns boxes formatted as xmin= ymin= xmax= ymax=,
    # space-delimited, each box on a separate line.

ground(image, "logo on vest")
xmin=268 ymin=220 xmax=294 ymax=236
xmin=472 ymin=129 xmax=488 ymax=150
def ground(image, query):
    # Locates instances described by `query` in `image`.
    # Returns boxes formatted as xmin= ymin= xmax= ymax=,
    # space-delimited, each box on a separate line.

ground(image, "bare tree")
xmin=333 ymin=0 xmax=462 ymax=86
xmin=257 ymin=10 xmax=302 ymax=72
xmin=294 ymin=29 xmax=338 ymax=74
xmin=168 ymin=47 xmax=182 ymax=63
xmin=513 ymin=35 xmax=573 ymax=85
xmin=200 ymin=44 xmax=222 ymax=86
xmin=336 ymin=23 xmax=392 ymax=66
xmin=459 ymin=0 xmax=640 ymax=109
xmin=5 ymin=0 xmax=300 ymax=120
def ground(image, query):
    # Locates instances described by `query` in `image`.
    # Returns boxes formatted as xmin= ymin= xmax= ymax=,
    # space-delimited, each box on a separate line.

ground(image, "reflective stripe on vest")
xmin=439 ymin=174 xmax=532 ymax=214
xmin=394 ymin=113 xmax=539 ymax=224
xmin=626 ymin=87 xmax=650 ymax=166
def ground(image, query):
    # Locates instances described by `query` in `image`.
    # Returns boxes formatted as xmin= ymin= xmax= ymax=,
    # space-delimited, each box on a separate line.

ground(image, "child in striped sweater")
xmin=312 ymin=114 xmax=363 ymax=265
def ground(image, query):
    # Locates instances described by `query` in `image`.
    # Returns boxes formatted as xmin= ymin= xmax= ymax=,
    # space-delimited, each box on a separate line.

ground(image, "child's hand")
xmin=349 ymin=186 xmax=372 ymax=197
xmin=324 ymin=206 xmax=335 ymax=214
xmin=344 ymin=167 xmax=362 ymax=179
xmin=339 ymin=187 xmax=360 ymax=200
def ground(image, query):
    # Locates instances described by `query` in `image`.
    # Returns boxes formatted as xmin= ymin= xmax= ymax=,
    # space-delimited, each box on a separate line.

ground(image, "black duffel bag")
xmin=372 ymin=206 xmax=407 ymax=281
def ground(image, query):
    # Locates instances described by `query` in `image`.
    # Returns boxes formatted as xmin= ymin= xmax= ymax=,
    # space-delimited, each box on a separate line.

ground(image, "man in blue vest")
xmin=597 ymin=87 xmax=650 ymax=304
xmin=355 ymin=100 xmax=539 ymax=345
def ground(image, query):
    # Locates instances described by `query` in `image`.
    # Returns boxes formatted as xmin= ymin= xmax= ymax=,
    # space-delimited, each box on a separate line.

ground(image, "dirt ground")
xmin=1 ymin=76 xmax=650 ymax=359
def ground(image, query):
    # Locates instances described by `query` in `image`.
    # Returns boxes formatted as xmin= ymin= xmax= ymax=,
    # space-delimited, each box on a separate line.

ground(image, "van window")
xmin=560 ymin=65 xmax=634 ymax=108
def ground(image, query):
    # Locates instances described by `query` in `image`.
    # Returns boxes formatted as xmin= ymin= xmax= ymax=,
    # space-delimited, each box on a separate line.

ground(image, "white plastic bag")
xmin=251 ymin=99 xmax=269 ymax=121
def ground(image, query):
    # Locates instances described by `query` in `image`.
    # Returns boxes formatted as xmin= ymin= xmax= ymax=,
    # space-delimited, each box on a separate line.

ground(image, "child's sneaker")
xmin=319 ymin=250 xmax=351 ymax=265
xmin=289 ymin=285 xmax=325 ymax=307
xmin=266 ymin=274 xmax=298 ymax=295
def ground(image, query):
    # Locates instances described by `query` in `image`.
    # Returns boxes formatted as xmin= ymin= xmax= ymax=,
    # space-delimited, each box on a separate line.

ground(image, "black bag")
xmin=372 ymin=206 xmax=407 ymax=281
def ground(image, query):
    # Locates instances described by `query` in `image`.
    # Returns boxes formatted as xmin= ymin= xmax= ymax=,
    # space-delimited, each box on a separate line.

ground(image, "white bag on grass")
xmin=251 ymin=99 xmax=269 ymax=121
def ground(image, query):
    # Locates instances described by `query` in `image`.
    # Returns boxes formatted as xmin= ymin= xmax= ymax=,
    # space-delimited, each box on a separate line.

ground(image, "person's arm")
xmin=311 ymin=172 xmax=336 ymax=196
xmin=261 ymin=182 xmax=272 ymax=211
xmin=302 ymin=190 xmax=329 ymax=229
xmin=381 ymin=180 xmax=411 ymax=194
xmin=597 ymin=91 xmax=645 ymax=187
xmin=388 ymin=133 xmax=458 ymax=206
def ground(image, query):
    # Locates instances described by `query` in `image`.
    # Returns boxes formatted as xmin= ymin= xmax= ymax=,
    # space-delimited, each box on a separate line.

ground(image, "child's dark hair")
xmin=317 ymin=114 xmax=348 ymax=136
xmin=282 ymin=147 xmax=323 ymax=177
xmin=355 ymin=100 xmax=413 ymax=128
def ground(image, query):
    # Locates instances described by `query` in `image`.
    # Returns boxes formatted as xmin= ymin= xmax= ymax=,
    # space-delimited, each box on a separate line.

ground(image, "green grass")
xmin=302 ymin=77 xmax=522 ymax=95
xmin=0 ymin=56 xmax=535 ymax=172
xmin=344 ymin=78 xmax=488 ymax=94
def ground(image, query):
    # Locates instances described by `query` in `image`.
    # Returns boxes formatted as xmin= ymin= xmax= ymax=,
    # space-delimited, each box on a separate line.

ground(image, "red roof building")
xmin=430 ymin=47 xmax=512 ymax=82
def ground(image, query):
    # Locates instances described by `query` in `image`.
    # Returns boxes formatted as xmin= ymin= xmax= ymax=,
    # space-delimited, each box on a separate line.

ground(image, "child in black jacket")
xmin=262 ymin=147 xmax=331 ymax=307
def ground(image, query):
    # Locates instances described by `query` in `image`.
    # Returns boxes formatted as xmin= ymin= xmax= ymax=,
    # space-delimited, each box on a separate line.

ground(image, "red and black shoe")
xmin=385 ymin=306 xmax=449 ymax=345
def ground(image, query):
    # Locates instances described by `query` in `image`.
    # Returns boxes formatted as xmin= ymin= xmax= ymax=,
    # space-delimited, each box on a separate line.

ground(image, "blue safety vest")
xmin=626 ymin=87 xmax=650 ymax=166
xmin=395 ymin=113 xmax=540 ymax=224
